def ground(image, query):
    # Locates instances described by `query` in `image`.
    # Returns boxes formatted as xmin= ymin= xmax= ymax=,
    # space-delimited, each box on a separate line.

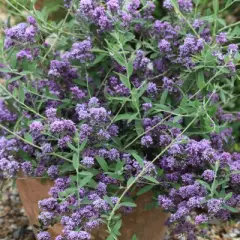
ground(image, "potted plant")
xmin=0 ymin=0 xmax=239 ymax=239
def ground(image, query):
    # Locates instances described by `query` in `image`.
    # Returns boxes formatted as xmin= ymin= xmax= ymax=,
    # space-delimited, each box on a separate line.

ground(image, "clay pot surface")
xmin=16 ymin=177 xmax=169 ymax=240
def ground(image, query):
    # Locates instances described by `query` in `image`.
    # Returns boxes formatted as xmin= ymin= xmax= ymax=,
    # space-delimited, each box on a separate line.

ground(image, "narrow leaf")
xmin=120 ymin=202 xmax=137 ymax=207
xmin=24 ymin=133 xmax=33 ymax=144
xmin=73 ymin=153 xmax=79 ymax=170
xmin=127 ymin=176 xmax=135 ymax=187
xmin=96 ymin=156 xmax=108 ymax=171
xmin=130 ymin=151 xmax=144 ymax=167
xmin=143 ymin=175 xmax=159 ymax=184
xmin=196 ymin=179 xmax=211 ymax=191
xmin=79 ymin=174 xmax=93 ymax=188
xmin=136 ymin=185 xmax=153 ymax=196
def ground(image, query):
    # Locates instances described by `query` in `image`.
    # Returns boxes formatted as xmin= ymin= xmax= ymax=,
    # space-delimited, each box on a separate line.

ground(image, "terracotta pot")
xmin=16 ymin=177 xmax=169 ymax=240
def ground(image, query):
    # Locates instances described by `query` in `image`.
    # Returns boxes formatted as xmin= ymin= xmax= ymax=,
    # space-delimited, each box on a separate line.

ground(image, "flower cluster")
xmin=1 ymin=0 xmax=240 ymax=239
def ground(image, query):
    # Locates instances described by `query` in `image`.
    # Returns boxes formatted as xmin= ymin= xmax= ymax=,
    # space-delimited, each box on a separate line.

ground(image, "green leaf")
xmin=154 ymin=104 xmax=171 ymax=111
xmin=116 ymin=73 xmax=131 ymax=89
xmin=130 ymin=151 xmax=144 ymax=167
xmin=115 ymin=160 xmax=124 ymax=171
xmin=18 ymin=85 xmax=25 ymax=103
xmin=143 ymin=175 xmax=159 ymax=184
xmin=111 ymin=52 xmax=125 ymax=66
xmin=106 ymin=235 xmax=115 ymax=240
xmin=127 ymin=62 xmax=133 ymax=77
xmin=103 ymin=195 xmax=114 ymax=207
xmin=10 ymin=53 xmax=17 ymax=69
xmin=67 ymin=143 xmax=77 ymax=152
xmin=113 ymin=219 xmax=122 ymax=233
xmin=197 ymin=71 xmax=205 ymax=89
xmin=79 ymin=174 xmax=93 ymax=188
xmin=120 ymin=202 xmax=137 ymax=207
xmin=196 ymin=179 xmax=211 ymax=191
xmin=91 ymin=54 xmax=106 ymax=65
xmin=73 ymin=153 xmax=79 ymax=170
xmin=132 ymin=234 xmax=138 ymax=240
xmin=213 ymin=0 xmax=219 ymax=15
xmin=114 ymin=113 xmax=138 ymax=122
xmin=127 ymin=176 xmax=135 ymax=187
xmin=135 ymin=120 xmax=144 ymax=136
xmin=79 ymin=139 xmax=88 ymax=153
xmin=24 ymin=133 xmax=33 ymax=144
xmin=170 ymin=0 xmax=179 ymax=8
xmin=136 ymin=185 xmax=153 ymax=196
xmin=224 ymin=192 xmax=233 ymax=200
xmin=160 ymin=90 xmax=168 ymax=104
xmin=96 ymin=156 xmax=108 ymax=172
xmin=7 ymin=75 xmax=23 ymax=83
xmin=223 ymin=204 xmax=239 ymax=213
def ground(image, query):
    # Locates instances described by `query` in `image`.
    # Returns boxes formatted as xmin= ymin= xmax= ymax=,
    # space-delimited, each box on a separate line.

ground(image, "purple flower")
xmin=46 ymin=108 xmax=57 ymax=119
xmin=85 ymin=219 xmax=101 ymax=230
xmin=133 ymin=50 xmax=151 ymax=70
xmin=93 ymin=198 xmax=109 ymax=211
xmin=64 ymin=39 xmax=94 ymax=63
xmin=159 ymin=39 xmax=171 ymax=52
xmin=202 ymin=170 xmax=215 ymax=182
xmin=21 ymin=162 xmax=33 ymax=176
xmin=47 ymin=165 xmax=59 ymax=179
xmin=48 ymin=60 xmax=77 ymax=81
xmin=81 ymin=156 xmax=94 ymax=168
xmin=89 ymin=107 xmax=108 ymax=121
xmin=37 ymin=232 xmax=51 ymax=240
xmin=97 ymin=182 xmax=107 ymax=196
xmin=158 ymin=195 xmax=175 ymax=210
xmin=79 ymin=124 xmax=93 ymax=141
xmin=142 ymin=103 xmax=152 ymax=111
xmin=229 ymin=160 xmax=240 ymax=184
xmin=163 ymin=0 xmax=193 ymax=12
xmin=66 ymin=231 xmax=91 ymax=240
xmin=29 ymin=121 xmax=44 ymax=133
xmin=216 ymin=32 xmax=227 ymax=44
xmin=187 ymin=196 xmax=205 ymax=208
xmin=38 ymin=211 xmax=55 ymax=226
xmin=108 ymin=148 xmax=120 ymax=161
xmin=207 ymin=199 xmax=223 ymax=213
xmin=17 ymin=49 xmax=33 ymax=60
xmin=181 ymin=173 xmax=194 ymax=184
xmin=106 ymin=0 xmax=120 ymax=12
xmin=50 ymin=120 xmax=76 ymax=135
xmin=228 ymin=44 xmax=238 ymax=54
xmin=70 ymin=86 xmax=86 ymax=99
xmin=27 ymin=16 xmax=37 ymax=26
xmin=39 ymin=198 xmax=58 ymax=211
xmin=58 ymin=135 xmax=72 ymax=149
xmin=141 ymin=135 xmax=153 ymax=147
xmin=195 ymin=214 xmax=208 ymax=224
xmin=127 ymin=0 xmax=140 ymax=12
xmin=170 ymin=207 xmax=189 ymax=222
xmin=147 ymin=82 xmax=157 ymax=95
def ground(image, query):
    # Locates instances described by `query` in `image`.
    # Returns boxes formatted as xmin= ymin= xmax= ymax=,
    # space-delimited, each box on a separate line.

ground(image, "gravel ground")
xmin=0 ymin=181 xmax=239 ymax=240
xmin=0 ymin=181 xmax=35 ymax=240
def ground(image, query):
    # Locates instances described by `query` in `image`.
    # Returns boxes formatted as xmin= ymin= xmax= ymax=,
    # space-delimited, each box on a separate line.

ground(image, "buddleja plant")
xmin=0 ymin=0 xmax=240 ymax=239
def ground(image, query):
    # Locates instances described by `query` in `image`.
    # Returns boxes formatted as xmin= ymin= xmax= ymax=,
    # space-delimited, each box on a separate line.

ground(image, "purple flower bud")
xmin=37 ymin=231 xmax=51 ymax=240
xmin=216 ymin=32 xmax=227 ymax=44
xmin=202 ymin=170 xmax=215 ymax=182
xmin=81 ymin=156 xmax=94 ymax=168
xmin=195 ymin=214 xmax=208 ymax=224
